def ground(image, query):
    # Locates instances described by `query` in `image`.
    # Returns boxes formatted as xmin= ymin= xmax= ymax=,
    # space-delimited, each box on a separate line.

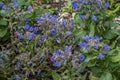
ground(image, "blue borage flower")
xmin=0 ymin=2 xmax=4 ymax=7
xmin=81 ymin=0 xmax=89 ymax=5
xmin=51 ymin=28 xmax=57 ymax=35
xmin=2 ymin=7 xmax=10 ymax=11
xmin=64 ymin=46 xmax=72 ymax=54
xmin=53 ymin=50 xmax=61 ymax=55
xmin=97 ymin=54 xmax=105 ymax=59
xmin=16 ymin=62 xmax=20 ymax=70
xmin=93 ymin=35 xmax=101 ymax=41
xmin=33 ymin=27 xmax=39 ymax=33
xmin=41 ymin=35 xmax=48 ymax=41
xmin=29 ymin=27 xmax=34 ymax=32
xmin=13 ymin=4 xmax=19 ymax=9
xmin=28 ymin=35 xmax=34 ymax=41
xmin=78 ymin=54 xmax=86 ymax=62
xmin=37 ymin=69 xmax=41 ymax=76
xmin=12 ymin=0 xmax=19 ymax=9
xmin=27 ymin=5 xmax=33 ymax=12
xmin=15 ymin=32 xmax=20 ymax=36
xmin=47 ymin=13 xmax=53 ymax=18
xmin=91 ymin=16 xmax=98 ymax=21
xmin=66 ymin=31 xmax=72 ymax=36
xmin=78 ymin=42 xmax=88 ymax=49
xmin=62 ymin=19 xmax=67 ymax=27
xmin=72 ymin=1 xmax=79 ymax=10
xmin=27 ymin=71 xmax=31 ymax=77
xmin=83 ymin=34 xmax=92 ymax=41
xmin=78 ymin=0 xmax=89 ymax=4
xmin=19 ymin=34 xmax=24 ymax=40
xmin=102 ymin=44 xmax=110 ymax=53
xmin=36 ymin=17 xmax=43 ymax=23
xmin=40 ymin=56 xmax=45 ymax=63
xmin=80 ymin=14 xmax=87 ymax=20
xmin=50 ymin=56 xmax=55 ymax=62
xmin=13 ymin=77 xmax=22 ymax=80
xmin=50 ymin=14 xmax=57 ymax=21
xmin=105 ymin=1 xmax=110 ymax=8
xmin=98 ymin=2 xmax=102 ymax=9
xmin=24 ymin=24 xmax=30 ymax=30
xmin=12 ymin=0 xmax=18 ymax=4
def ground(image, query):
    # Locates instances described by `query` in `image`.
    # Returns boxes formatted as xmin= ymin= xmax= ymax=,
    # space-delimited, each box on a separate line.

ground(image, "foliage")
xmin=0 ymin=0 xmax=120 ymax=80
xmin=62 ymin=0 xmax=72 ymax=13
xmin=109 ymin=0 xmax=120 ymax=15
xmin=0 ymin=0 xmax=51 ymax=43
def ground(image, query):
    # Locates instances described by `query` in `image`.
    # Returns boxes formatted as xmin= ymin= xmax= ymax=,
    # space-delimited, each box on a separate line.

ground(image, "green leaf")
xmin=0 ymin=20 xmax=8 ymax=26
xmin=100 ymin=72 xmax=113 ymax=80
xmin=0 ymin=28 xmax=8 ymax=37
xmin=90 ymin=22 xmax=95 ymax=36
xmin=104 ymin=30 xmax=117 ymax=39
xmin=61 ymin=70 xmax=70 ymax=79
xmin=72 ymin=30 xmax=86 ymax=43
xmin=25 ymin=12 xmax=34 ymax=18
xmin=113 ymin=30 xmax=120 ymax=36
xmin=52 ymin=71 xmax=61 ymax=80
xmin=74 ymin=12 xmax=82 ymax=26
xmin=17 ymin=0 xmax=25 ymax=6
xmin=108 ymin=49 xmax=118 ymax=56
xmin=0 ymin=10 xmax=6 ymax=17
xmin=67 ymin=0 xmax=72 ymax=7
xmin=110 ymin=21 xmax=118 ymax=28
xmin=25 ymin=0 xmax=33 ymax=6
xmin=35 ymin=9 xmax=50 ymax=17
xmin=110 ymin=52 xmax=120 ymax=62
xmin=84 ymin=56 xmax=96 ymax=62
xmin=89 ymin=74 xmax=99 ymax=80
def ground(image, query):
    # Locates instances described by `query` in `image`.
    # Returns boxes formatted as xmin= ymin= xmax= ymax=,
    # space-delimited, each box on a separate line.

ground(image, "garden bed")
xmin=0 ymin=0 xmax=120 ymax=80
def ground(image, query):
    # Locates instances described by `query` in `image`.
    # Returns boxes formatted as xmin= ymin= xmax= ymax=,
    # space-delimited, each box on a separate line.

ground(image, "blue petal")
xmin=78 ymin=54 xmax=86 ymax=62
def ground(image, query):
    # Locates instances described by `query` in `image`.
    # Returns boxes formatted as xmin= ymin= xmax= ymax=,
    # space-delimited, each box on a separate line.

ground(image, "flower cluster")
xmin=0 ymin=0 xmax=114 ymax=79
xmin=78 ymin=34 xmax=110 ymax=59
xmin=50 ymin=46 xmax=86 ymax=69
xmin=72 ymin=0 xmax=111 ymax=24
xmin=0 ymin=1 xmax=10 ymax=11
xmin=12 ymin=11 xmax=76 ymax=79
xmin=15 ymin=12 xmax=75 ymax=42
xmin=50 ymin=46 xmax=72 ymax=67
xmin=72 ymin=0 xmax=110 ymax=11
xmin=50 ymin=35 xmax=110 ymax=69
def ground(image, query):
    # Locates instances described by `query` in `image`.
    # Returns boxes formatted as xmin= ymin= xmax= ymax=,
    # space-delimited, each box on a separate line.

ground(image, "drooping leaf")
xmin=0 ymin=28 xmax=8 ymax=37
xmin=25 ymin=12 xmax=34 ymax=18
xmin=110 ymin=52 xmax=120 ymax=62
xmin=0 ymin=10 xmax=8 ymax=17
xmin=0 ymin=20 xmax=8 ymax=26
xmin=90 ymin=22 xmax=95 ymax=36
xmin=103 ymin=30 xmax=117 ymax=39
xmin=100 ymin=72 xmax=113 ymax=80
xmin=74 ymin=12 xmax=82 ymax=26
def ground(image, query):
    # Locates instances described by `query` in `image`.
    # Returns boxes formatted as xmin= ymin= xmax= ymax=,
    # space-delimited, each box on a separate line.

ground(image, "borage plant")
xmin=0 ymin=0 xmax=120 ymax=80
xmin=72 ymin=0 xmax=117 ymax=37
